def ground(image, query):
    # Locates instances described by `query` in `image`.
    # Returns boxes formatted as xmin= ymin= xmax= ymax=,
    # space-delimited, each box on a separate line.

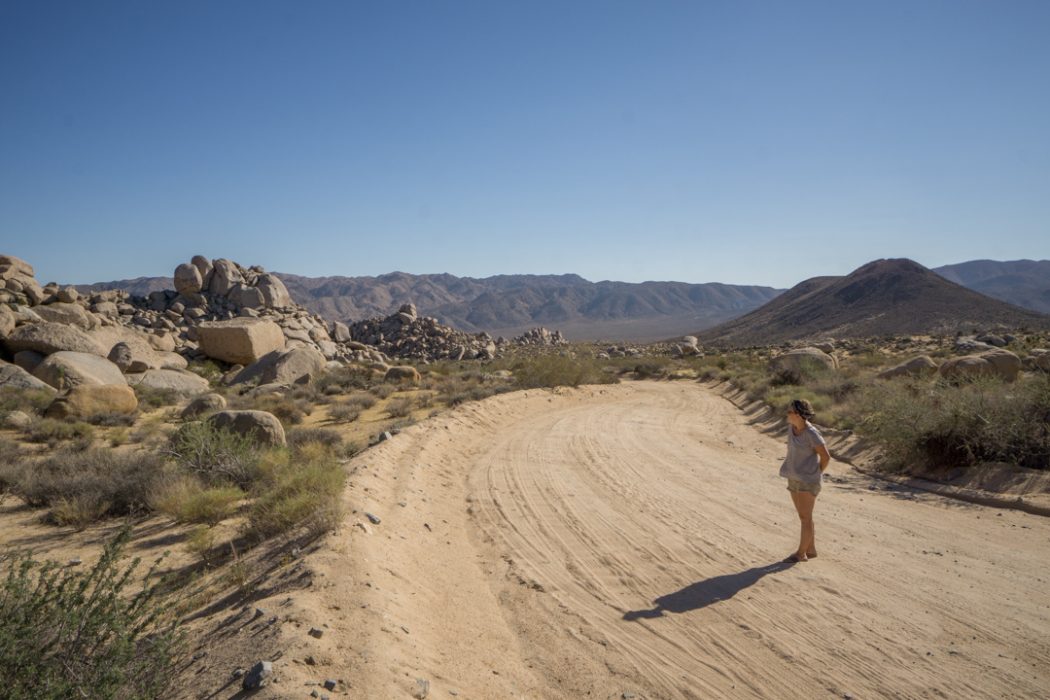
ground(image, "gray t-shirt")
xmin=779 ymin=424 xmax=826 ymax=483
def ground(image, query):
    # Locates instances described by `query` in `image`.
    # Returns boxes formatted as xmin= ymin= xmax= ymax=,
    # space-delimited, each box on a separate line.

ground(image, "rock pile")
xmin=348 ymin=304 xmax=499 ymax=362
xmin=512 ymin=327 xmax=567 ymax=346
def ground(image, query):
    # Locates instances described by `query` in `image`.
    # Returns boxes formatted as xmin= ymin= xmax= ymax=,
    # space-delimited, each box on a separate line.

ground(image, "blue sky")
xmin=2 ymin=1 xmax=1048 ymax=288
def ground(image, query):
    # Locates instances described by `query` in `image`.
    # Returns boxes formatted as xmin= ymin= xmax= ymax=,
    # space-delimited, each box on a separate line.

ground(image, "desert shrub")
xmin=288 ymin=383 xmax=323 ymax=403
xmin=315 ymin=365 xmax=374 ymax=394
xmin=22 ymin=418 xmax=95 ymax=446
xmin=386 ymin=396 xmax=414 ymax=418
xmin=327 ymin=403 xmax=361 ymax=424
xmin=369 ymin=383 xmax=395 ymax=399
xmin=0 ymin=528 xmax=181 ymax=699
xmin=184 ymin=525 xmax=217 ymax=563
xmin=345 ymin=392 xmax=378 ymax=410
xmin=13 ymin=449 xmax=171 ymax=528
xmin=512 ymin=354 xmax=618 ymax=389
xmin=245 ymin=444 xmax=345 ymax=539
xmin=153 ymin=476 xmax=242 ymax=526
xmin=0 ymin=440 xmax=25 ymax=498
xmin=87 ymin=412 xmax=137 ymax=427
xmin=168 ymin=421 xmax=260 ymax=489
xmin=855 ymin=374 xmax=1050 ymax=472
xmin=186 ymin=359 xmax=223 ymax=385
xmin=109 ymin=427 xmax=131 ymax=447
xmin=417 ymin=391 xmax=435 ymax=409
xmin=0 ymin=387 xmax=54 ymax=418
xmin=287 ymin=427 xmax=343 ymax=450
xmin=133 ymin=386 xmax=180 ymax=410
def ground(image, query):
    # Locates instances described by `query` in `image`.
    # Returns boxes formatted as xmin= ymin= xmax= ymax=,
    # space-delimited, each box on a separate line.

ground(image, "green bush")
xmin=153 ymin=477 xmax=242 ymax=526
xmin=855 ymin=374 xmax=1050 ymax=471
xmin=288 ymin=427 xmax=344 ymax=450
xmin=315 ymin=366 xmax=373 ymax=395
xmin=12 ymin=449 xmax=170 ymax=529
xmin=22 ymin=418 xmax=95 ymax=446
xmin=327 ymin=403 xmax=361 ymax=423
xmin=133 ymin=386 xmax=180 ymax=410
xmin=511 ymin=354 xmax=617 ymax=389
xmin=0 ymin=528 xmax=181 ymax=699
xmin=386 ymin=396 xmax=414 ymax=418
xmin=246 ymin=445 xmax=345 ymax=539
xmin=344 ymin=392 xmax=378 ymax=410
xmin=0 ymin=387 xmax=54 ymax=418
xmin=168 ymin=421 xmax=260 ymax=489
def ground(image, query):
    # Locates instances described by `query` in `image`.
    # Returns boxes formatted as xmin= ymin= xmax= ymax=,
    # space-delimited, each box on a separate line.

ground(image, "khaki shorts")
xmin=786 ymin=478 xmax=822 ymax=496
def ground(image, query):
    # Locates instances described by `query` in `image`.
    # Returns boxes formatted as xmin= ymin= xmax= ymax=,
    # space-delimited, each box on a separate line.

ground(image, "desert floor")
xmin=251 ymin=381 xmax=1048 ymax=700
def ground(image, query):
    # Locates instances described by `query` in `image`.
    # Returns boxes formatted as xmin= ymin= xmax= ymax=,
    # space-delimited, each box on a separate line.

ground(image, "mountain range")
xmin=80 ymin=258 xmax=1050 ymax=342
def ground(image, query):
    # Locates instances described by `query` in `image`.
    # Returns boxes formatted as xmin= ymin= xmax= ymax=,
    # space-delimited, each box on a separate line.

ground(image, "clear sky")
xmin=2 ymin=1 xmax=1048 ymax=288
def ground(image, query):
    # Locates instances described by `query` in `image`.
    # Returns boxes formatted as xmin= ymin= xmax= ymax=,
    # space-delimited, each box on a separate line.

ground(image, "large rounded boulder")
xmin=769 ymin=347 xmax=837 ymax=382
xmin=32 ymin=351 xmax=126 ymax=390
xmin=46 ymin=384 xmax=138 ymax=420
xmin=940 ymin=349 xmax=1021 ymax=382
xmin=207 ymin=410 xmax=286 ymax=447
xmin=877 ymin=355 xmax=939 ymax=380
xmin=197 ymin=318 xmax=286 ymax=366
xmin=4 ymin=322 xmax=105 ymax=356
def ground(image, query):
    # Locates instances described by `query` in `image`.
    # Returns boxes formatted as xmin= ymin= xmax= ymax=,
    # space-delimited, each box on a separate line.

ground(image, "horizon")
xmin=3 ymin=1 xmax=1049 ymax=287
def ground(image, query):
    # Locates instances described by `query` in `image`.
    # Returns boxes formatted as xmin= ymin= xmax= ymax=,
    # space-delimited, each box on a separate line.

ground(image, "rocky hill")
xmin=699 ymin=258 xmax=1050 ymax=347
xmin=82 ymin=272 xmax=783 ymax=341
xmin=934 ymin=259 xmax=1050 ymax=315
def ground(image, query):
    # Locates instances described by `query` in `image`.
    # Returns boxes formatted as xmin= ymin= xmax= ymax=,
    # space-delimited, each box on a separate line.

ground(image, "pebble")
xmin=241 ymin=660 xmax=272 ymax=690
xmin=365 ymin=512 xmax=382 ymax=524
xmin=309 ymin=627 xmax=324 ymax=639
xmin=413 ymin=678 xmax=430 ymax=699
xmin=323 ymin=679 xmax=337 ymax=691
xmin=66 ymin=558 xmax=82 ymax=567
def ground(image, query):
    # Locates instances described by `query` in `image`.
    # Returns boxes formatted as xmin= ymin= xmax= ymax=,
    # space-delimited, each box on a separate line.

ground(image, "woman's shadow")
xmin=622 ymin=561 xmax=794 ymax=621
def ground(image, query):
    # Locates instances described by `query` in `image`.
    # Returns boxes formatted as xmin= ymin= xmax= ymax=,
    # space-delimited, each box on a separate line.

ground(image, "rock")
xmin=770 ymin=347 xmax=837 ymax=382
xmin=46 ymin=384 xmax=138 ymax=419
xmin=976 ymin=334 xmax=1007 ymax=348
xmin=813 ymin=341 xmax=835 ymax=354
xmin=125 ymin=369 xmax=210 ymax=396
xmin=876 ymin=355 xmax=939 ymax=380
xmin=0 ymin=361 xmax=57 ymax=393
xmin=413 ymin=678 xmax=430 ymax=699
xmin=56 ymin=286 xmax=78 ymax=303
xmin=323 ymin=679 xmax=337 ymax=691
xmin=0 ymin=254 xmax=35 ymax=278
xmin=399 ymin=303 xmax=418 ymax=319
xmin=682 ymin=336 xmax=699 ymax=347
xmin=197 ymin=318 xmax=286 ymax=365
xmin=384 ymin=366 xmax=421 ymax=383
xmin=365 ymin=512 xmax=381 ymax=524
xmin=2 ymin=409 xmax=33 ymax=429
xmin=241 ymin=661 xmax=273 ymax=690
xmin=208 ymin=258 xmax=243 ymax=296
xmin=4 ymin=322 xmax=105 ymax=356
xmin=13 ymin=350 xmax=46 ymax=374
xmin=0 ymin=305 xmax=16 ymax=338
xmin=233 ymin=346 xmax=327 ymax=386
xmin=31 ymin=303 xmax=99 ymax=331
xmin=191 ymin=255 xmax=213 ymax=288
xmin=1029 ymin=350 xmax=1050 ymax=372
xmin=208 ymin=410 xmax=286 ymax=446
xmin=108 ymin=342 xmax=135 ymax=373
xmin=174 ymin=263 xmax=203 ymax=295
xmin=148 ymin=332 xmax=177 ymax=353
xmin=33 ymin=352 xmax=126 ymax=390
xmin=181 ymin=392 xmax=227 ymax=418
xmin=228 ymin=283 xmax=265 ymax=309
xmin=940 ymin=349 xmax=1021 ymax=382
xmin=256 ymin=273 xmax=291 ymax=308
xmin=308 ymin=627 xmax=324 ymax=639
xmin=331 ymin=321 xmax=351 ymax=343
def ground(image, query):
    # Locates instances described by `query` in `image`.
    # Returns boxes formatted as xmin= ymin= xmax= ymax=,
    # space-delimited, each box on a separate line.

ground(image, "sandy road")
xmin=286 ymin=381 xmax=1050 ymax=699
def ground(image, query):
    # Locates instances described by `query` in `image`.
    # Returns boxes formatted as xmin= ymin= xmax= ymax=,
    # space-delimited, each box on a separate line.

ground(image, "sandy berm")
xmin=261 ymin=382 xmax=1050 ymax=699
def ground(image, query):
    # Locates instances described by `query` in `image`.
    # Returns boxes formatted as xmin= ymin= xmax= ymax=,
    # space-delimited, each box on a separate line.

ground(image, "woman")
xmin=780 ymin=398 xmax=831 ymax=562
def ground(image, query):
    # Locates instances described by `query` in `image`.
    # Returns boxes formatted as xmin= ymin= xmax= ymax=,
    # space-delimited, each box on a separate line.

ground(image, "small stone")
xmin=310 ymin=691 xmax=319 ymax=699
xmin=365 ymin=512 xmax=381 ymax=525
xmin=232 ymin=668 xmax=245 ymax=678
xmin=308 ymin=627 xmax=324 ymax=639
xmin=413 ymin=677 xmax=430 ymax=699
xmin=242 ymin=660 xmax=273 ymax=690
xmin=378 ymin=431 xmax=393 ymax=442
xmin=304 ymin=655 xmax=317 ymax=666
xmin=66 ymin=558 xmax=82 ymax=567
xmin=323 ymin=679 xmax=337 ymax=691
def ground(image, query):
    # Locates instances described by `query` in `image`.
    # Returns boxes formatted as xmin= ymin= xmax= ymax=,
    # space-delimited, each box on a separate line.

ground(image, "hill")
xmin=699 ymin=258 xmax=1050 ymax=347
xmin=934 ymin=259 xmax=1050 ymax=315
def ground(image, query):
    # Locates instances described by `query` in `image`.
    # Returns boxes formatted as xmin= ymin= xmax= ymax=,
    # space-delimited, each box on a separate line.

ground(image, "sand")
xmin=262 ymin=381 xmax=1050 ymax=699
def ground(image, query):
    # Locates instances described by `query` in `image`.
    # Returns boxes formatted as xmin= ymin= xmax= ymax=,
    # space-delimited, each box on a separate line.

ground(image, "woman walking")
xmin=781 ymin=399 xmax=831 ymax=562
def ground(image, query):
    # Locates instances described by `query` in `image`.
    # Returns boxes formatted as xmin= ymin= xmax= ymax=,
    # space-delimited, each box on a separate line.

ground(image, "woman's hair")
xmin=790 ymin=398 xmax=815 ymax=420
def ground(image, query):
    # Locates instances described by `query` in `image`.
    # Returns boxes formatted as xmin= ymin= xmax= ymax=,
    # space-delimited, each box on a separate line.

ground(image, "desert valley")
xmin=2 ymin=251 xmax=1049 ymax=699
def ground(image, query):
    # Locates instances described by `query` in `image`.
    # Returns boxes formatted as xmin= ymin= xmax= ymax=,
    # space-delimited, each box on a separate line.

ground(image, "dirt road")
xmin=282 ymin=381 xmax=1050 ymax=699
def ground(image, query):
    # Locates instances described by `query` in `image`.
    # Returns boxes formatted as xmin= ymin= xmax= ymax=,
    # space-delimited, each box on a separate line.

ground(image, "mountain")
xmin=699 ymin=258 xmax=1050 ymax=347
xmin=934 ymin=259 xmax=1050 ymax=315
xmin=80 ymin=271 xmax=783 ymax=341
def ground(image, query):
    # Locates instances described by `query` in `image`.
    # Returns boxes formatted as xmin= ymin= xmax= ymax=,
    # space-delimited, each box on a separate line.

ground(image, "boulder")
xmin=180 ymin=392 xmax=227 ymax=419
xmin=56 ymin=286 xmax=79 ymax=303
xmin=32 ymin=351 xmax=126 ymax=390
xmin=384 ymin=365 xmax=421 ymax=383
xmin=4 ymin=322 xmax=105 ymax=356
xmin=125 ymin=369 xmax=210 ymax=396
xmin=13 ymin=350 xmax=45 ymax=374
xmin=197 ymin=318 xmax=285 ymax=365
xmin=208 ymin=258 xmax=243 ymax=296
xmin=208 ymin=410 xmax=286 ymax=447
xmin=331 ymin=321 xmax=351 ymax=343
xmin=232 ymin=346 xmax=326 ymax=386
xmin=0 ymin=361 xmax=57 ymax=393
xmin=33 ymin=302 xmax=99 ymax=330
xmin=108 ymin=342 xmax=135 ymax=372
xmin=228 ymin=283 xmax=265 ymax=309
xmin=940 ymin=349 xmax=1021 ymax=382
xmin=174 ymin=263 xmax=203 ymax=295
xmin=256 ymin=273 xmax=291 ymax=308
xmin=148 ymin=332 xmax=177 ymax=353
xmin=0 ymin=254 xmax=35 ymax=278
xmin=877 ymin=355 xmax=939 ymax=380
xmin=2 ymin=410 xmax=33 ymax=429
xmin=769 ymin=347 xmax=837 ymax=382
xmin=46 ymin=384 xmax=138 ymax=420
xmin=191 ymin=255 xmax=213 ymax=288
xmin=0 ymin=305 xmax=14 ymax=338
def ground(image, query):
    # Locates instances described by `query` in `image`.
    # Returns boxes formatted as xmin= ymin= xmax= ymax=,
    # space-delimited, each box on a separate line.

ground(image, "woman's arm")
xmin=815 ymin=444 xmax=831 ymax=473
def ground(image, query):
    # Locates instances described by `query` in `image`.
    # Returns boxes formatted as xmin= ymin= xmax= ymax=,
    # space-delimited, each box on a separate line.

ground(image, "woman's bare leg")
xmin=790 ymin=491 xmax=817 ymax=559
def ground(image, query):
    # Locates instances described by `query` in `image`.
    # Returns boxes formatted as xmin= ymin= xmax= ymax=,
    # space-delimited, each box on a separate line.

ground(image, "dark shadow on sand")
xmin=622 ymin=561 xmax=794 ymax=621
